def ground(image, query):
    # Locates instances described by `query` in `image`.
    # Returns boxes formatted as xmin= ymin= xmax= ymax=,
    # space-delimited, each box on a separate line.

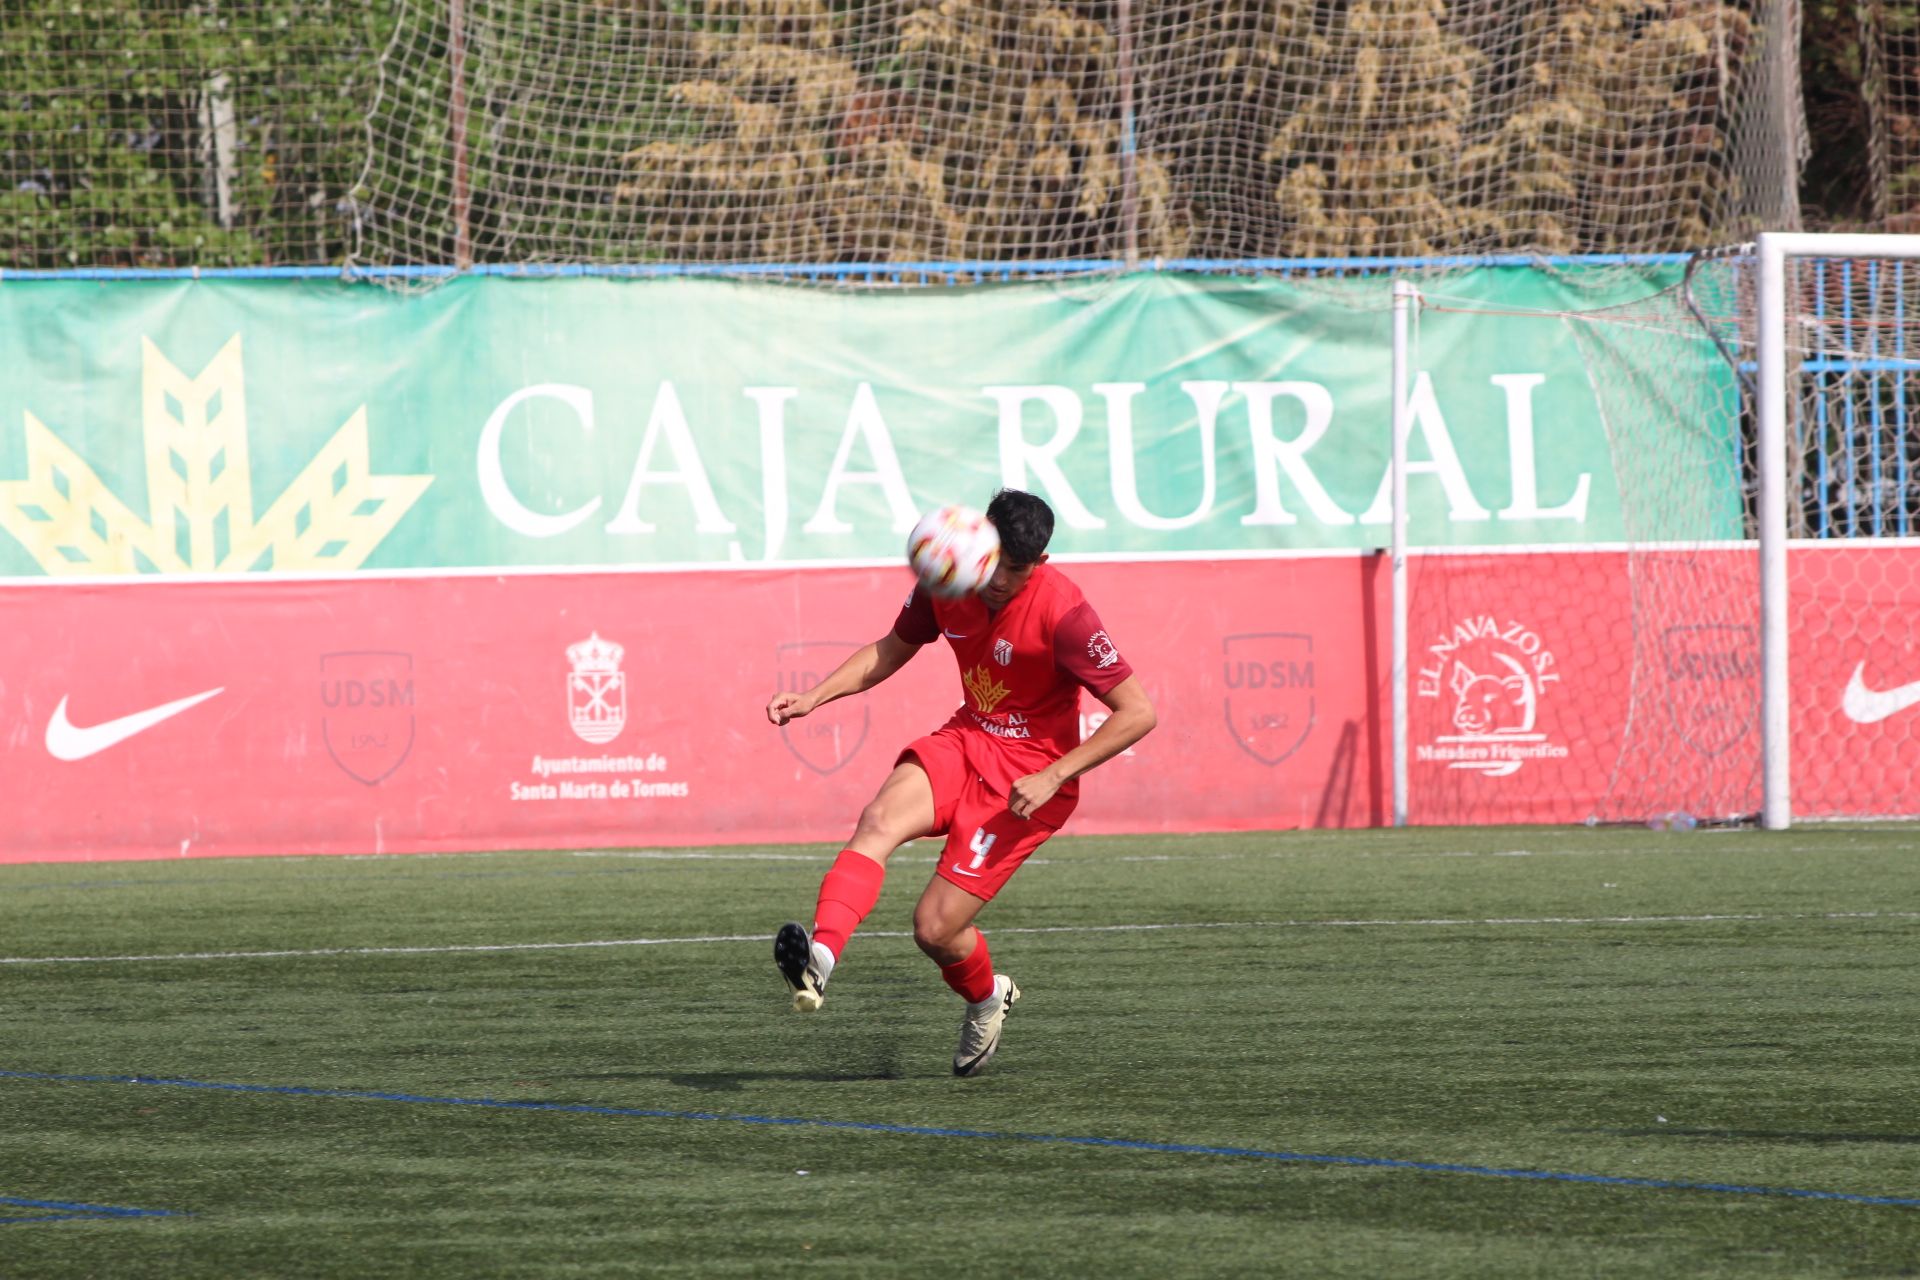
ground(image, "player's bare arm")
xmin=1007 ymin=675 xmax=1156 ymax=819
xmin=765 ymin=630 xmax=923 ymax=725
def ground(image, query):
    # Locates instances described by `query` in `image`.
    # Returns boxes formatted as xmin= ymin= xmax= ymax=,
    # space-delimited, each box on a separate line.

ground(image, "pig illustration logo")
xmin=1415 ymin=616 xmax=1566 ymax=779
xmin=1448 ymin=656 xmax=1537 ymax=736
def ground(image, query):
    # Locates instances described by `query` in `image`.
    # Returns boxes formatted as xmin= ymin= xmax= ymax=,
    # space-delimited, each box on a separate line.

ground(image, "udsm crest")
xmin=776 ymin=641 xmax=869 ymax=775
xmin=567 ymin=632 xmax=626 ymax=745
xmin=1221 ymin=632 xmax=1315 ymax=766
xmin=320 ymin=650 xmax=416 ymax=785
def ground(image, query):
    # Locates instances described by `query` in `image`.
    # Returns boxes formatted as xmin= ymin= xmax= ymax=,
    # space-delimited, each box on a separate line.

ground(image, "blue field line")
xmin=3 ymin=1069 xmax=1914 ymax=1208
xmin=0 ymin=1194 xmax=180 ymax=1225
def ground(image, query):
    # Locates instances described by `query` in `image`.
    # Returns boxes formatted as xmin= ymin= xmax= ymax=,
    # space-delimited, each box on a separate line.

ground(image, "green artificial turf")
xmin=1 ymin=826 xmax=1917 ymax=1277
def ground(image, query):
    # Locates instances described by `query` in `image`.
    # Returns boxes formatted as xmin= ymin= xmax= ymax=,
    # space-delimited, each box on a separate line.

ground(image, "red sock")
xmin=811 ymin=849 xmax=887 ymax=958
xmin=939 ymin=930 xmax=996 ymax=1004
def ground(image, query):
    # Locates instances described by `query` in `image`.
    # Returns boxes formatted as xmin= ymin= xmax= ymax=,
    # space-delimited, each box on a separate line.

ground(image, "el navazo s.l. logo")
xmin=1417 ymin=615 xmax=1568 ymax=779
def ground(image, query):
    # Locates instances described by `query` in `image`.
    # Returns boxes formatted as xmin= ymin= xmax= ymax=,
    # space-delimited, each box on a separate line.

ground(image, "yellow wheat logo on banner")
xmin=0 ymin=335 xmax=431 ymax=574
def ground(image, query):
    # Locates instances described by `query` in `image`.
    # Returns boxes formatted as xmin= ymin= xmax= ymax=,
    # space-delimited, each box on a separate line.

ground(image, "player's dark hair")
xmin=985 ymin=488 xmax=1054 ymax=566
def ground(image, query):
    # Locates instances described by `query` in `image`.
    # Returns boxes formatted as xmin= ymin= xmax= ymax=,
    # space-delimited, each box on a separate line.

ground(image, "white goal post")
xmin=1754 ymin=232 xmax=1920 ymax=829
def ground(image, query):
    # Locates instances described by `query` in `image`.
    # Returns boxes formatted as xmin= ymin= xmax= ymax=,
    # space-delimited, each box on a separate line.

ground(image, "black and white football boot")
xmin=774 ymin=921 xmax=832 ymax=1012
xmin=952 ymin=974 xmax=1020 ymax=1076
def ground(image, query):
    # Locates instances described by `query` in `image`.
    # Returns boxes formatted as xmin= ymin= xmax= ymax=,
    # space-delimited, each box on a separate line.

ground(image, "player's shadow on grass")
xmin=664 ymin=1067 xmax=908 ymax=1092
xmin=554 ymin=1066 xmax=908 ymax=1092
xmin=1569 ymin=1127 xmax=1920 ymax=1145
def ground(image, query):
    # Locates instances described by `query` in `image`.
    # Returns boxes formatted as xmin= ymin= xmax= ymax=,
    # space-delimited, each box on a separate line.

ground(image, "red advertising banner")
xmin=1 ymin=548 xmax=1912 ymax=863
xmin=1398 ymin=548 xmax=1761 ymax=827
xmin=1 ymin=560 xmax=1381 ymax=862
xmin=1786 ymin=543 xmax=1920 ymax=820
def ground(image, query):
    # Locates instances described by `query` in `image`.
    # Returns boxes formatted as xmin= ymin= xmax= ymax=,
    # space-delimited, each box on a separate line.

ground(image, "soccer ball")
xmin=906 ymin=504 xmax=1001 ymax=598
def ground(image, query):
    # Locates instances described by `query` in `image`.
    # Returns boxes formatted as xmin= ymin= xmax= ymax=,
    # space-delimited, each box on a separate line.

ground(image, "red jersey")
xmin=892 ymin=563 xmax=1133 ymax=817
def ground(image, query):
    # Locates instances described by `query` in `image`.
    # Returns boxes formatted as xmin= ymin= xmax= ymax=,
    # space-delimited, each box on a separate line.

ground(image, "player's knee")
xmin=911 ymin=905 xmax=964 ymax=958
xmin=851 ymin=800 xmax=907 ymax=848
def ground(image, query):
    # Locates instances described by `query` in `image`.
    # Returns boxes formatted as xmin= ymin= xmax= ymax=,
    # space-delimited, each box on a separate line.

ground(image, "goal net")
xmin=1394 ymin=234 xmax=1920 ymax=828
xmin=1753 ymin=234 xmax=1920 ymax=824
xmin=1394 ymin=265 xmax=1759 ymax=828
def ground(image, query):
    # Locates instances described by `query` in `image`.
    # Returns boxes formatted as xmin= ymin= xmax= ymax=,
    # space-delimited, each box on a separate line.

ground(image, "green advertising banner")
xmin=0 ymin=269 xmax=1724 ymax=577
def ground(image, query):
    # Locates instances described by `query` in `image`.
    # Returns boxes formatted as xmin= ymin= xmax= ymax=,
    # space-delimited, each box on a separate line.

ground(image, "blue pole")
xmin=1815 ymin=259 xmax=1831 ymax=538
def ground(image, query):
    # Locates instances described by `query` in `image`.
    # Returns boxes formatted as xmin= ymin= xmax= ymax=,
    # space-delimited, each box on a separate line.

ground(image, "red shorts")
xmin=899 ymin=727 xmax=1067 ymax=901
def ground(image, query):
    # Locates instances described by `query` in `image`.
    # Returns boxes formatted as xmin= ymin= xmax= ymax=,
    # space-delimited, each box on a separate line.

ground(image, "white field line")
xmin=110 ymin=829 xmax=1866 ymax=875
xmin=2 ymin=911 xmax=1916 ymax=968
xmin=565 ymin=838 xmax=1798 ymax=868
xmin=562 ymin=844 xmax=1716 ymax=868
xmin=567 ymin=850 xmax=837 ymax=863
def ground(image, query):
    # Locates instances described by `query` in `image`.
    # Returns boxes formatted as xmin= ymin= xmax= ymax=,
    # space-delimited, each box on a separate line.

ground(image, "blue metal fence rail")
xmin=0 ymin=253 xmax=1693 ymax=283
xmin=1798 ymin=256 xmax=1920 ymax=539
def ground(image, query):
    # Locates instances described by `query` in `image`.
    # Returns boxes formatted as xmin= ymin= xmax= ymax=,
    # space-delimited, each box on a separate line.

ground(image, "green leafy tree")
xmin=2 ymin=1 xmax=388 ymax=269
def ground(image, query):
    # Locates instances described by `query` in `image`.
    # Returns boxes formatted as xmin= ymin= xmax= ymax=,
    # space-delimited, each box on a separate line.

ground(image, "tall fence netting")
xmin=8 ymin=0 xmax=1813 ymax=278
xmin=1866 ymin=0 xmax=1920 ymax=232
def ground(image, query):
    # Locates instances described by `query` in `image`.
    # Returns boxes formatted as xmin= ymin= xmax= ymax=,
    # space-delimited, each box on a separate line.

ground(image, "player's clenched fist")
xmin=767 ymin=691 xmax=812 ymax=725
xmin=1007 ymin=768 xmax=1063 ymax=820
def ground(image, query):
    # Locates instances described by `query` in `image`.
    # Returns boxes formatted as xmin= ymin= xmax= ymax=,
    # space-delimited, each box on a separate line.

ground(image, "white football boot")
xmin=774 ymin=922 xmax=832 ymax=1012
xmin=952 ymin=974 xmax=1020 ymax=1077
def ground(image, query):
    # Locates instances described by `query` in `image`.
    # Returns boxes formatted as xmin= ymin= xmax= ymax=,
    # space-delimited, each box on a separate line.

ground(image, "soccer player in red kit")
xmin=764 ymin=488 xmax=1156 ymax=1076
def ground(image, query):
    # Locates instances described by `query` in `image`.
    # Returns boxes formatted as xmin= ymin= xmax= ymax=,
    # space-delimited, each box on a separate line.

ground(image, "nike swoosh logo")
xmin=943 ymin=630 xmax=971 ymax=640
xmin=948 ymin=864 xmax=983 ymax=879
xmin=46 ymin=687 xmax=225 ymax=761
xmin=1841 ymin=663 xmax=1920 ymax=725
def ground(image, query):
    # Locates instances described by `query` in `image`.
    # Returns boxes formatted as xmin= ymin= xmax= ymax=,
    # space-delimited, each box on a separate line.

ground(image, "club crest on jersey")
xmin=1087 ymin=630 xmax=1121 ymax=669
xmin=964 ymin=664 xmax=1012 ymax=714
xmin=993 ymin=638 xmax=1013 ymax=667
xmin=567 ymin=631 xmax=626 ymax=745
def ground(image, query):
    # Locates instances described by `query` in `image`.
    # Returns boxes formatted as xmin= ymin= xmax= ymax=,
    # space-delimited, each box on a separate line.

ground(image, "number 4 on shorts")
xmin=967 ymin=827 xmax=996 ymax=871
